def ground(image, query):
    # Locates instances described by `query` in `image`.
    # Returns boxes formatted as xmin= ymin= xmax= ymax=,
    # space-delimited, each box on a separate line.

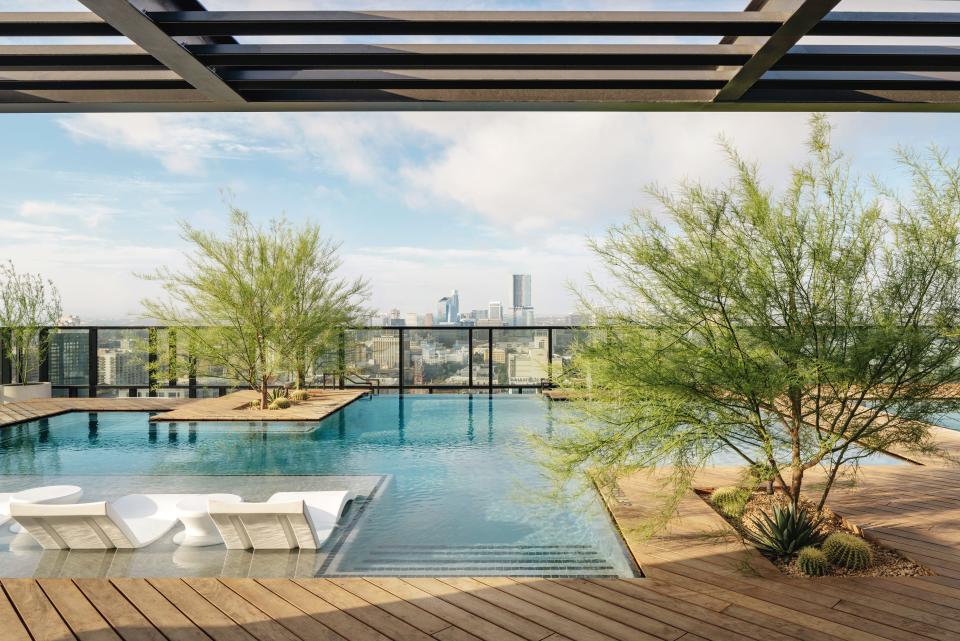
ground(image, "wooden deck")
xmin=3 ymin=400 xmax=960 ymax=640
xmin=3 ymin=572 xmax=960 ymax=641
xmin=0 ymin=398 xmax=187 ymax=428
xmin=148 ymin=390 xmax=368 ymax=422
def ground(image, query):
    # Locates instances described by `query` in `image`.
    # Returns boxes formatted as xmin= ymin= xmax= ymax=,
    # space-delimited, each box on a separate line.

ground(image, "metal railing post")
xmin=468 ymin=328 xmax=474 ymax=389
xmin=87 ymin=328 xmax=98 ymax=397
xmin=37 ymin=328 xmax=49 ymax=383
xmin=147 ymin=327 xmax=158 ymax=397
xmin=488 ymin=329 xmax=494 ymax=395
xmin=398 ymin=327 xmax=405 ymax=394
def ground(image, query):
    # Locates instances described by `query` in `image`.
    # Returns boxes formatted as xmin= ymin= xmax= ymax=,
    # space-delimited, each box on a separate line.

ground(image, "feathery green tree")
xmin=546 ymin=115 xmax=960 ymax=529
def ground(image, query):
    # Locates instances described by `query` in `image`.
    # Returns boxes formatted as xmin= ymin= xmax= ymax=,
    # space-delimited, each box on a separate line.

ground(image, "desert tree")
xmin=0 ymin=262 xmax=62 ymax=385
xmin=544 ymin=115 xmax=960 ymax=530
xmin=277 ymin=225 xmax=368 ymax=389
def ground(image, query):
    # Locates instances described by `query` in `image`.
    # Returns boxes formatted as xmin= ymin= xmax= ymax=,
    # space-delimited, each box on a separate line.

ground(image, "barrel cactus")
xmin=289 ymin=389 xmax=310 ymax=402
xmin=268 ymin=397 xmax=291 ymax=410
xmin=797 ymin=546 xmax=829 ymax=576
xmin=822 ymin=532 xmax=873 ymax=570
xmin=710 ymin=486 xmax=750 ymax=517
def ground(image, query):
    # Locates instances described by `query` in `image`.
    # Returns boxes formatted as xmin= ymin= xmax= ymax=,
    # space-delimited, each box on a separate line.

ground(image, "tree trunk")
xmin=260 ymin=378 xmax=269 ymax=410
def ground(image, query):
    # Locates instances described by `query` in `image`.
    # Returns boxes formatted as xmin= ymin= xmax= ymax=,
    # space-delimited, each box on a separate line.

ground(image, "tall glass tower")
xmin=512 ymin=274 xmax=532 ymax=325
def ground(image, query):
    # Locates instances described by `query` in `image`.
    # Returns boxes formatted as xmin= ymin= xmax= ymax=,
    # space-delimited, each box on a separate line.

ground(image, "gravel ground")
xmin=698 ymin=489 xmax=933 ymax=577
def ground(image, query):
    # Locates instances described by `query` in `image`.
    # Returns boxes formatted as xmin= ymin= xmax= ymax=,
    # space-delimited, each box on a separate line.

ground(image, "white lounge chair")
xmin=1 ymin=485 xmax=84 ymax=530
xmin=209 ymin=490 xmax=355 ymax=550
xmin=10 ymin=494 xmax=196 ymax=550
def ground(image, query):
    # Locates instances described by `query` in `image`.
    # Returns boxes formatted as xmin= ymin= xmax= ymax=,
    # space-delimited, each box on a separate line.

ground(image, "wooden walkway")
xmin=3 ymin=572 xmax=960 ymax=641
xmin=0 ymin=398 xmax=187 ymax=428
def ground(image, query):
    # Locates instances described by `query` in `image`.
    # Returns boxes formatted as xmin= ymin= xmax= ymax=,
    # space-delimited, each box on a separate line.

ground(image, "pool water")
xmin=0 ymin=395 xmax=638 ymax=577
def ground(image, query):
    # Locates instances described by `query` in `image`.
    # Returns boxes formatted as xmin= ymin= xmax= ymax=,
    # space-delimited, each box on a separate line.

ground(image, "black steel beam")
xmin=192 ymin=43 xmax=758 ymax=69
xmin=78 ymin=0 xmax=244 ymax=103
xmin=0 ymin=12 xmax=119 ymax=37
xmin=776 ymin=45 xmax=960 ymax=71
xmin=220 ymin=68 xmax=733 ymax=91
xmin=811 ymin=12 xmax=960 ymax=37
xmin=0 ymin=45 xmax=160 ymax=70
xmin=0 ymin=70 xmax=190 ymax=90
xmin=716 ymin=0 xmax=841 ymax=102
xmin=757 ymin=70 xmax=960 ymax=90
xmin=150 ymin=10 xmax=791 ymax=37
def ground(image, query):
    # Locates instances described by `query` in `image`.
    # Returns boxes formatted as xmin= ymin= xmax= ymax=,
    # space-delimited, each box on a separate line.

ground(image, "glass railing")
xmin=0 ymin=325 xmax=588 ymax=397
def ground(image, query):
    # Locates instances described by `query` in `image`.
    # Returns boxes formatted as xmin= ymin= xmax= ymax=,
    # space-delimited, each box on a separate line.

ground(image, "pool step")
xmin=333 ymin=544 xmax=621 ymax=577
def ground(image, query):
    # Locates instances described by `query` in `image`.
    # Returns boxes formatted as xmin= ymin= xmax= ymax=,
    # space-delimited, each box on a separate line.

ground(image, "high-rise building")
xmin=448 ymin=289 xmax=460 ymax=323
xmin=372 ymin=334 xmax=400 ymax=369
xmin=436 ymin=289 xmax=461 ymax=324
xmin=423 ymin=313 xmax=434 ymax=327
xmin=405 ymin=312 xmax=419 ymax=327
xmin=489 ymin=301 xmax=503 ymax=322
xmin=512 ymin=275 xmax=533 ymax=325
xmin=512 ymin=275 xmax=532 ymax=309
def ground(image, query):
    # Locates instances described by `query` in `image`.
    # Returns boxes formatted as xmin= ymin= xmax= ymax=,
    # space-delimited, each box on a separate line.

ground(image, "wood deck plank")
xmin=182 ymin=579 xmax=302 ymax=641
xmin=146 ymin=579 xmax=256 ymax=641
xmin=109 ymin=579 xmax=212 ymax=641
xmin=257 ymin=579 xmax=388 ymax=641
xmin=38 ymin=578 xmax=122 ymax=641
xmin=2 ymin=577 xmax=78 ymax=641
xmin=74 ymin=579 xmax=168 ymax=641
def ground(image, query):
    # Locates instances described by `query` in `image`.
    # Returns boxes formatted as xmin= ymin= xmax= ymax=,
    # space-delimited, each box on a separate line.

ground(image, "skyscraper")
xmin=437 ymin=289 xmax=461 ymax=324
xmin=512 ymin=275 xmax=533 ymax=326
xmin=489 ymin=301 xmax=503 ymax=322
xmin=512 ymin=275 xmax=532 ymax=309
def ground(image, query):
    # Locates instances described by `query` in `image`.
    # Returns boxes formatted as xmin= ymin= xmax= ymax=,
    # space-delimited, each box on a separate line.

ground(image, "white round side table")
xmin=174 ymin=493 xmax=242 ymax=547
xmin=9 ymin=485 xmax=84 ymax=533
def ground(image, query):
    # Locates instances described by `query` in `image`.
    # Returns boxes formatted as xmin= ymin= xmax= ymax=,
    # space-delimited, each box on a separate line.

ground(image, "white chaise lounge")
xmin=1 ymin=485 xmax=84 ymax=529
xmin=10 ymin=494 xmax=197 ymax=550
xmin=209 ymin=490 xmax=355 ymax=550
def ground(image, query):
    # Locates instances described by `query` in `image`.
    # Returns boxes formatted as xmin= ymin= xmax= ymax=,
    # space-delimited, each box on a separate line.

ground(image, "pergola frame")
xmin=1 ymin=0 xmax=959 ymax=112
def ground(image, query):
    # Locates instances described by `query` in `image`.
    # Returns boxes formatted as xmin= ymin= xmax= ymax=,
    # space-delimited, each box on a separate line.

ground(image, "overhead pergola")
xmin=2 ymin=0 xmax=960 ymax=112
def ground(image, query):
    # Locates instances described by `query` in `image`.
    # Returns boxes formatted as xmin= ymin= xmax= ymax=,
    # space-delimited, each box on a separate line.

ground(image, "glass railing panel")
xmin=403 ymin=329 xmax=469 ymax=387
xmin=345 ymin=329 xmax=400 ymax=386
xmin=493 ymin=328 xmax=550 ymax=386
xmin=551 ymin=328 xmax=589 ymax=380
xmin=472 ymin=329 xmax=490 ymax=386
xmin=96 ymin=329 xmax=149 ymax=387
xmin=49 ymin=329 xmax=89 ymax=386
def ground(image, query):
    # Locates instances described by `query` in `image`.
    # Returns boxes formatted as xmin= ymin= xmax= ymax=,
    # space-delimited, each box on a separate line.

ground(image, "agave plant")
xmin=746 ymin=503 xmax=822 ymax=557
xmin=268 ymin=386 xmax=288 ymax=403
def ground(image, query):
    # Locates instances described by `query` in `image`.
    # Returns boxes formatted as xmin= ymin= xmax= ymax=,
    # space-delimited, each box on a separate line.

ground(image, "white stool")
xmin=8 ymin=485 xmax=83 ymax=533
xmin=174 ymin=494 xmax=242 ymax=547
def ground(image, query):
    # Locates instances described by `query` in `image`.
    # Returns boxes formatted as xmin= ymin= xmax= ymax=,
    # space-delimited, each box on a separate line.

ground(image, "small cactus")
xmin=268 ymin=397 xmax=291 ymax=410
xmin=797 ymin=546 xmax=829 ymax=576
xmin=289 ymin=389 xmax=310 ymax=402
xmin=710 ymin=486 xmax=750 ymax=517
xmin=822 ymin=532 xmax=873 ymax=571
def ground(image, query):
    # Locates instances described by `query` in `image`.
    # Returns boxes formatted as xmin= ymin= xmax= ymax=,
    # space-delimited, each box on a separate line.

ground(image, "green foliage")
xmin=268 ymin=397 xmax=291 ymax=410
xmin=822 ymin=532 xmax=873 ymax=570
xmin=746 ymin=503 xmax=822 ymax=557
xmin=797 ymin=546 xmax=829 ymax=576
xmin=0 ymin=262 xmax=62 ymax=385
xmin=710 ymin=486 xmax=750 ymax=518
xmin=540 ymin=114 xmax=960 ymax=534
xmin=268 ymin=387 xmax=288 ymax=403
xmin=140 ymin=203 xmax=367 ymax=409
xmin=289 ymin=389 xmax=310 ymax=402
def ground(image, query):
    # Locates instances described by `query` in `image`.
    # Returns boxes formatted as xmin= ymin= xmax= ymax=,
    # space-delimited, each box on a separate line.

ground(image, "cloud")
xmin=18 ymin=199 xmax=120 ymax=228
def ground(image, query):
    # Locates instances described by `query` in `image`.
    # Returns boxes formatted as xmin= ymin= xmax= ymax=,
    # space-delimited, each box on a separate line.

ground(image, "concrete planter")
xmin=0 ymin=382 xmax=52 ymax=403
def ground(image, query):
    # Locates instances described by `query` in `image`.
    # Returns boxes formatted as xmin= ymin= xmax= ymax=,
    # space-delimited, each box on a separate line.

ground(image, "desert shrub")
xmin=268 ymin=387 xmax=288 ymax=403
xmin=797 ymin=546 xmax=829 ymax=576
xmin=746 ymin=503 xmax=822 ymax=556
xmin=822 ymin=532 xmax=873 ymax=570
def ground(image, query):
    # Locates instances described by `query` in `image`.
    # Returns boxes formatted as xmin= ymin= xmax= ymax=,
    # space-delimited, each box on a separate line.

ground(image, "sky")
xmin=1 ymin=0 xmax=959 ymax=321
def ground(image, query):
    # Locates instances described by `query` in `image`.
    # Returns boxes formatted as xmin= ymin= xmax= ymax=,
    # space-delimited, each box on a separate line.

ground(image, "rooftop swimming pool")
xmin=0 ymin=395 xmax=639 ymax=578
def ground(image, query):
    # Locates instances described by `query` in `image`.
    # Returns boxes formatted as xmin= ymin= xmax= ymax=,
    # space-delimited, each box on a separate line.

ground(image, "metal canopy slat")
xmin=1 ymin=3 xmax=959 ymax=111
